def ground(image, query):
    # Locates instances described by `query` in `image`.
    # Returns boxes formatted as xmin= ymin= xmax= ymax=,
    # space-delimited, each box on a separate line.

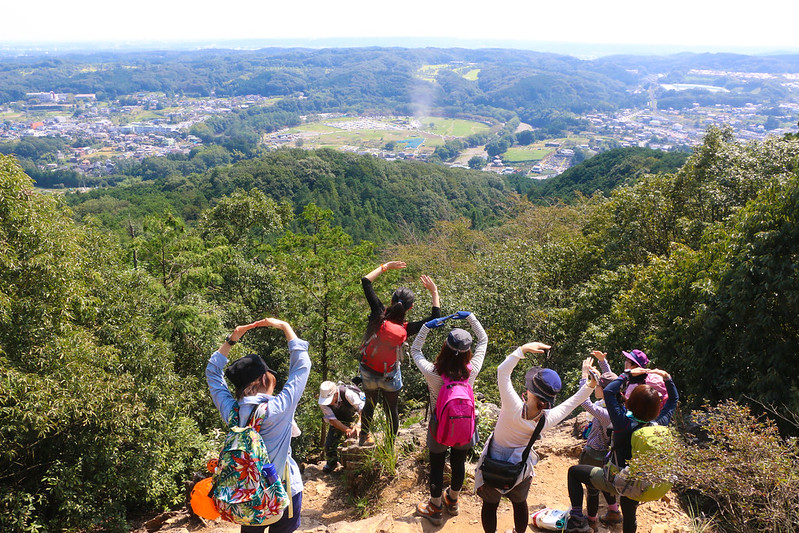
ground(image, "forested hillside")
xmin=2 ymin=127 xmax=799 ymax=532
xmin=527 ymin=147 xmax=690 ymax=203
xmin=65 ymin=148 xmax=512 ymax=243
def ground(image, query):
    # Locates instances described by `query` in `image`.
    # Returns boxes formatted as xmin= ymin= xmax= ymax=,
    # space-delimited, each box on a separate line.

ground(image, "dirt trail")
xmin=150 ymin=415 xmax=690 ymax=533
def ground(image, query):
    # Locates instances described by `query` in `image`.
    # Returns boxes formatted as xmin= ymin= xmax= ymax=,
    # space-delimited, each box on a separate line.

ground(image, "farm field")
xmin=276 ymin=115 xmax=491 ymax=152
xmin=420 ymin=116 xmax=493 ymax=137
xmin=503 ymin=146 xmax=552 ymax=162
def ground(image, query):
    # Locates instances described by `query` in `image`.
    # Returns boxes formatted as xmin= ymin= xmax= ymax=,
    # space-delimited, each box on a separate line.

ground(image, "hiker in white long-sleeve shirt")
xmin=474 ymin=342 xmax=596 ymax=533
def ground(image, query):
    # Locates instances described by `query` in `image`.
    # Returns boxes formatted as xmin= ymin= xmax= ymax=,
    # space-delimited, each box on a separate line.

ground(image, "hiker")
xmin=206 ymin=318 xmax=310 ymax=533
xmin=318 ymin=380 xmax=365 ymax=473
xmin=411 ymin=311 xmax=488 ymax=525
xmin=474 ymin=342 xmax=596 ymax=533
xmin=576 ymin=356 xmax=619 ymax=529
xmin=358 ymin=261 xmax=440 ymax=445
xmin=564 ymin=367 xmax=678 ymax=533
xmin=595 ymin=349 xmax=668 ymax=412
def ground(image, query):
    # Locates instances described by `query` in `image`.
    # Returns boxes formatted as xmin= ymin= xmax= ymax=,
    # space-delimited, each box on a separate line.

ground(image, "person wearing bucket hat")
xmin=410 ymin=311 xmax=488 ymax=525
xmin=574 ymin=356 xmax=620 ymax=529
xmin=474 ymin=342 xmax=597 ymax=533
xmin=358 ymin=261 xmax=441 ymax=446
xmin=622 ymin=349 xmax=649 ymax=369
xmin=206 ymin=317 xmax=310 ymax=533
xmin=318 ymin=381 xmax=364 ymax=473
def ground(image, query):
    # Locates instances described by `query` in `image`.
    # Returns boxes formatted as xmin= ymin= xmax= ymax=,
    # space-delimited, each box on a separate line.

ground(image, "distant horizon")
xmin=2 ymin=37 xmax=799 ymax=60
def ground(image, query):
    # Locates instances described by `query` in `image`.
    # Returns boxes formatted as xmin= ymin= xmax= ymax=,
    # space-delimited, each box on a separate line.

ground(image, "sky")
xmin=2 ymin=0 xmax=799 ymax=53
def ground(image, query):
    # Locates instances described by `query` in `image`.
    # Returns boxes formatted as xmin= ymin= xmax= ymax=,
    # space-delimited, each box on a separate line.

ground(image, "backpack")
xmin=360 ymin=320 xmax=407 ymax=374
xmin=211 ymin=402 xmax=290 ymax=525
xmin=433 ymin=374 xmax=476 ymax=447
xmin=607 ymin=423 xmax=674 ymax=502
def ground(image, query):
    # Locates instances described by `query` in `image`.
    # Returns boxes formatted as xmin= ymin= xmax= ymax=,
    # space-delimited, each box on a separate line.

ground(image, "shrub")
xmin=674 ymin=401 xmax=799 ymax=533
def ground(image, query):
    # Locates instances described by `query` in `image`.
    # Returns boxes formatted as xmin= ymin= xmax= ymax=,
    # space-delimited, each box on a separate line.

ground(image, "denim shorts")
xmin=359 ymin=363 xmax=402 ymax=392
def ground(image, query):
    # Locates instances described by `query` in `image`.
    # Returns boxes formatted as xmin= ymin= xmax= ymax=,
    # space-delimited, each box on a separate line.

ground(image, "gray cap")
xmin=446 ymin=328 xmax=473 ymax=352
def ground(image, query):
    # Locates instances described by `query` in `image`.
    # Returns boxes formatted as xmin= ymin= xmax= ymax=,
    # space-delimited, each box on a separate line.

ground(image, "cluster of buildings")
xmin=2 ymin=73 xmax=798 ymax=180
xmin=0 ymin=93 xmax=272 ymax=176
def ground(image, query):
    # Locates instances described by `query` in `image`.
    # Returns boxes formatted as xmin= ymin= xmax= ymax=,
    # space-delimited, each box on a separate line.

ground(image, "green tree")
xmin=0 ymin=155 xmax=208 ymax=532
xmin=468 ymin=155 xmax=486 ymax=170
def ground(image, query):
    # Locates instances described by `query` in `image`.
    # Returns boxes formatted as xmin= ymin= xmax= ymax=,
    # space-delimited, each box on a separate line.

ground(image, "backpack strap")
xmin=520 ymin=413 xmax=546 ymax=464
xmin=486 ymin=413 xmax=546 ymax=462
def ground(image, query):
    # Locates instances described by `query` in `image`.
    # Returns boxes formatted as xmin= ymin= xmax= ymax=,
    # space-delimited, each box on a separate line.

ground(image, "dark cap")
xmin=524 ymin=367 xmax=562 ymax=405
xmin=623 ymin=349 xmax=649 ymax=368
xmin=225 ymin=354 xmax=272 ymax=390
xmin=445 ymin=328 xmax=473 ymax=352
xmin=599 ymin=371 xmax=618 ymax=389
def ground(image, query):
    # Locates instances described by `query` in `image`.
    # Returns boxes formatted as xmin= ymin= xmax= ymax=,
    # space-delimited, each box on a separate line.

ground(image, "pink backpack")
xmin=434 ymin=374 xmax=476 ymax=447
xmin=360 ymin=320 xmax=407 ymax=374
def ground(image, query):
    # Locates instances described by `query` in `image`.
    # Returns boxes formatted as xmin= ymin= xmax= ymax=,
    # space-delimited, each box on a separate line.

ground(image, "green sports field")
xmin=503 ymin=147 xmax=552 ymax=162
xmin=420 ymin=116 xmax=492 ymax=137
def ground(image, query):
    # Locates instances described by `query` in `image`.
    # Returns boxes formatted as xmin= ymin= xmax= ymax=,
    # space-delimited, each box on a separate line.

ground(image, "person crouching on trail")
xmin=206 ymin=318 xmax=310 ymax=533
xmin=358 ymin=261 xmax=440 ymax=446
xmin=318 ymin=381 xmax=364 ymax=473
xmin=412 ymin=311 xmax=488 ymax=525
xmin=474 ymin=342 xmax=596 ymax=533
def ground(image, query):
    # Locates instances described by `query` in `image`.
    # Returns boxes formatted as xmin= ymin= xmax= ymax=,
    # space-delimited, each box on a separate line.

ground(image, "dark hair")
xmin=391 ymin=287 xmax=415 ymax=311
xmin=363 ymin=287 xmax=415 ymax=342
xmin=626 ymin=384 xmax=661 ymax=422
xmin=434 ymin=343 xmax=472 ymax=381
xmin=235 ymin=371 xmax=276 ymax=400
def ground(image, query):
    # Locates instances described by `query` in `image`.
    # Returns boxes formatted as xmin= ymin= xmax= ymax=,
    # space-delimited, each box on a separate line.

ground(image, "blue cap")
xmin=525 ymin=367 xmax=562 ymax=405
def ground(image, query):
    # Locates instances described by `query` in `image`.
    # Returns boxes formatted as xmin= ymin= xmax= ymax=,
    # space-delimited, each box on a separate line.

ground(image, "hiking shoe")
xmin=322 ymin=461 xmax=337 ymax=473
xmin=586 ymin=516 xmax=598 ymax=532
xmin=565 ymin=514 xmax=593 ymax=533
xmin=416 ymin=500 xmax=443 ymax=525
xmin=358 ymin=433 xmax=375 ymax=446
xmin=442 ymin=489 xmax=459 ymax=516
xmin=599 ymin=510 xmax=623 ymax=525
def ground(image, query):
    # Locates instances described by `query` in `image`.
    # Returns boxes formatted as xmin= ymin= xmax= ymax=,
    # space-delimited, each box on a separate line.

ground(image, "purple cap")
xmin=622 ymin=349 xmax=649 ymax=368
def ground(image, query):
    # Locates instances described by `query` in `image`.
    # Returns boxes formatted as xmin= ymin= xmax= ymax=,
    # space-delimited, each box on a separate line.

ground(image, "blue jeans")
xmin=359 ymin=364 xmax=402 ymax=438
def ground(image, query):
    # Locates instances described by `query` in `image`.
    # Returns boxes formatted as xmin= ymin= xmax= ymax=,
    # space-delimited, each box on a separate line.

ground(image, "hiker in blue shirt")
xmin=206 ymin=317 xmax=311 ymax=533
xmin=564 ymin=367 xmax=678 ymax=533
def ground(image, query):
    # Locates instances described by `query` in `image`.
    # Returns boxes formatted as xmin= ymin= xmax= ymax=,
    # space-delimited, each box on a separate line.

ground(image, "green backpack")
xmin=607 ymin=423 xmax=675 ymax=502
xmin=212 ymin=402 xmax=290 ymax=525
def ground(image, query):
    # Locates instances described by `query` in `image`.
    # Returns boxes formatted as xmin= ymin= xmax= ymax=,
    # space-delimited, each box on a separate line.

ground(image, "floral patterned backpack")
xmin=211 ymin=402 xmax=290 ymax=525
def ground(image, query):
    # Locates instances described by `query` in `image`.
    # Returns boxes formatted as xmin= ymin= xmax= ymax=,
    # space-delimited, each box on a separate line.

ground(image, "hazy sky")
xmin=3 ymin=0 xmax=798 ymax=51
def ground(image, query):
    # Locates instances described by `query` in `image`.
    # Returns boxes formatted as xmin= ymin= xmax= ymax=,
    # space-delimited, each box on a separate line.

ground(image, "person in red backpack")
xmin=411 ymin=311 xmax=488 ymax=525
xmin=358 ymin=261 xmax=440 ymax=445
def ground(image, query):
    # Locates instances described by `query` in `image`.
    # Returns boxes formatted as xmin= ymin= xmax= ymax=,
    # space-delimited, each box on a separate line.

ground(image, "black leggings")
xmin=361 ymin=388 xmax=399 ymax=438
xmin=480 ymin=500 xmax=529 ymax=533
xmin=429 ymin=447 xmax=468 ymax=498
xmin=568 ymin=464 xmax=639 ymax=533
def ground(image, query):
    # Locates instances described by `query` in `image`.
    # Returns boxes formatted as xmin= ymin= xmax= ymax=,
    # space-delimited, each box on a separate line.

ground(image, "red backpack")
xmin=434 ymin=374 xmax=476 ymax=447
xmin=360 ymin=320 xmax=407 ymax=374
